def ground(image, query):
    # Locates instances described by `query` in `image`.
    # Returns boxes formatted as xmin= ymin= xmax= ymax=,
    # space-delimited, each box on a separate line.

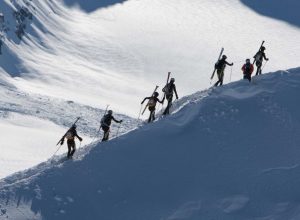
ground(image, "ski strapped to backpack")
xmin=162 ymin=72 xmax=171 ymax=104
xmin=211 ymin=47 xmax=224 ymax=80
xmin=253 ymin=40 xmax=265 ymax=64
xmin=56 ymin=117 xmax=80 ymax=146
xmin=141 ymin=85 xmax=159 ymax=115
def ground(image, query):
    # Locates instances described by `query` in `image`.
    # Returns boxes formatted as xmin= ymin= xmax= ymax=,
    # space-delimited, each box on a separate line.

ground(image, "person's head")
xmin=261 ymin=46 xmax=265 ymax=51
xmin=71 ymin=124 xmax=77 ymax=129
xmin=153 ymin=92 xmax=159 ymax=97
xmin=170 ymin=78 xmax=175 ymax=83
xmin=246 ymin=58 xmax=250 ymax=64
xmin=222 ymin=55 xmax=227 ymax=60
xmin=108 ymin=110 xmax=113 ymax=115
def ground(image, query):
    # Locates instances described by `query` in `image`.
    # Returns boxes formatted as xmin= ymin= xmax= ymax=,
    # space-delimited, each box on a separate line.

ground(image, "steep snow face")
xmin=1 ymin=69 xmax=300 ymax=220
xmin=0 ymin=0 xmax=300 ymax=116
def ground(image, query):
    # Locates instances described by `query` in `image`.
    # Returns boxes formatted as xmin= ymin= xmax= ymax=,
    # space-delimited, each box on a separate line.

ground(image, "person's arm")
xmin=226 ymin=61 xmax=233 ymax=66
xmin=75 ymin=130 xmax=82 ymax=141
xmin=112 ymin=116 xmax=123 ymax=123
xmin=241 ymin=64 xmax=245 ymax=72
xmin=263 ymin=53 xmax=269 ymax=61
xmin=173 ymin=85 xmax=179 ymax=99
xmin=250 ymin=64 xmax=254 ymax=74
xmin=157 ymin=97 xmax=163 ymax=104
xmin=141 ymin=97 xmax=149 ymax=104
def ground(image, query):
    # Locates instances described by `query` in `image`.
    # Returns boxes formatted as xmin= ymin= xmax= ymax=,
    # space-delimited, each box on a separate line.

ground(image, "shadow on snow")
xmin=62 ymin=0 xmax=127 ymax=13
xmin=240 ymin=0 xmax=300 ymax=28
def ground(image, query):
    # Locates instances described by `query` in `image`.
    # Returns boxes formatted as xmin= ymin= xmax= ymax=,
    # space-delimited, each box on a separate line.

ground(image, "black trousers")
xmin=148 ymin=106 xmax=156 ymax=123
xmin=243 ymin=74 xmax=251 ymax=82
xmin=163 ymin=94 xmax=173 ymax=115
xmin=67 ymin=139 xmax=76 ymax=158
xmin=255 ymin=60 xmax=262 ymax=75
xmin=101 ymin=126 xmax=110 ymax=141
xmin=214 ymin=69 xmax=224 ymax=86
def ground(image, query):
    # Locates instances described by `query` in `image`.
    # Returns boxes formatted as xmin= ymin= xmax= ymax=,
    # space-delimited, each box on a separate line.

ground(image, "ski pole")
xmin=230 ymin=65 xmax=233 ymax=82
xmin=52 ymin=144 xmax=63 ymax=157
xmin=261 ymin=60 xmax=268 ymax=72
xmin=137 ymin=104 xmax=143 ymax=120
xmin=116 ymin=123 xmax=121 ymax=138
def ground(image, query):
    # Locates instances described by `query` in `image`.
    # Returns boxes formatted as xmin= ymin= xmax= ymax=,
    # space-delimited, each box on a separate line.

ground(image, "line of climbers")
xmin=58 ymin=44 xmax=269 ymax=159
xmin=214 ymin=45 xmax=269 ymax=86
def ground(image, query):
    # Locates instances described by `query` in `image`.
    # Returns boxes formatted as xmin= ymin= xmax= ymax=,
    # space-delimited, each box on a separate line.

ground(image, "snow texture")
xmin=0 ymin=69 xmax=300 ymax=220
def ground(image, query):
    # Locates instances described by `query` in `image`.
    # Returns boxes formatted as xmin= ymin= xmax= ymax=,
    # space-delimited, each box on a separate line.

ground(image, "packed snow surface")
xmin=0 ymin=68 xmax=300 ymax=219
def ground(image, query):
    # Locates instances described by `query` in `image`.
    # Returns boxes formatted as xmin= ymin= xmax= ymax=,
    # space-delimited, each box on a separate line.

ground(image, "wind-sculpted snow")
xmin=1 ymin=69 xmax=300 ymax=219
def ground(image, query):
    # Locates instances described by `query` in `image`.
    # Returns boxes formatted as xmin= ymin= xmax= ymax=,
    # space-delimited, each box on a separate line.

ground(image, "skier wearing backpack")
xmin=241 ymin=59 xmax=254 ymax=82
xmin=141 ymin=92 xmax=163 ymax=123
xmin=214 ymin=55 xmax=233 ymax=86
xmin=253 ymin=46 xmax=269 ymax=75
xmin=162 ymin=78 xmax=179 ymax=115
xmin=101 ymin=110 xmax=123 ymax=142
xmin=60 ymin=124 xmax=83 ymax=158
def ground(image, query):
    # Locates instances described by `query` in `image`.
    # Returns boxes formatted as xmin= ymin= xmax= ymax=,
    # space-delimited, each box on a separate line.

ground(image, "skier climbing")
xmin=253 ymin=46 xmax=269 ymax=75
xmin=60 ymin=124 xmax=82 ymax=158
xmin=100 ymin=110 xmax=122 ymax=142
xmin=141 ymin=92 xmax=163 ymax=123
xmin=214 ymin=55 xmax=233 ymax=86
xmin=162 ymin=78 xmax=179 ymax=115
xmin=241 ymin=59 xmax=254 ymax=82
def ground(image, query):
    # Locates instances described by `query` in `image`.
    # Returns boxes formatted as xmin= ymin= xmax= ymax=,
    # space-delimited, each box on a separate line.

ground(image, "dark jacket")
xmin=163 ymin=83 xmax=178 ymax=99
xmin=101 ymin=114 xmax=121 ymax=127
xmin=215 ymin=58 xmax=233 ymax=70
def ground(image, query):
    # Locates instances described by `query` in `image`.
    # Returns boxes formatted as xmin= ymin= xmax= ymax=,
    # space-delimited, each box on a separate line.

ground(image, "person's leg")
xmin=67 ymin=140 xmax=72 ymax=158
xmin=70 ymin=141 xmax=76 ymax=157
xmin=102 ymin=126 xmax=110 ymax=141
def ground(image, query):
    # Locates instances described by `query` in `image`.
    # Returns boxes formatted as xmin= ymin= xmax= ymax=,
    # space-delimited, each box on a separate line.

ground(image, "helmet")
xmin=108 ymin=110 xmax=113 ymax=115
xmin=261 ymin=46 xmax=265 ymax=51
xmin=71 ymin=124 xmax=77 ymax=129
xmin=170 ymin=78 xmax=175 ymax=83
xmin=246 ymin=58 xmax=250 ymax=63
xmin=153 ymin=92 xmax=159 ymax=97
xmin=222 ymin=55 xmax=227 ymax=59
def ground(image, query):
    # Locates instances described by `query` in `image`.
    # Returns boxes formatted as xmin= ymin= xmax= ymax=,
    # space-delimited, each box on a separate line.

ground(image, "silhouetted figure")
xmin=162 ymin=78 xmax=179 ymax=115
xmin=254 ymin=46 xmax=269 ymax=75
xmin=60 ymin=125 xmax=82 ymax=158
xmin=214 ymin=55 xmax=233 ymax=86
xmin=241 ymin=59 xmax=254 ymax=82
xmin=100 ymin=110 xmax=122 ymax=142
xmin=141 ymin=92 xmax=163 ymax=123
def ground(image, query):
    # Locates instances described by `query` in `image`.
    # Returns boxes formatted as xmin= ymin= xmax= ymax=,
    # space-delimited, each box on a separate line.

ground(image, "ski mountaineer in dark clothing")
xmin=60 ymin=125 xmax=83 ymax=158
xmin=241 ymin=59 xmax=254 ymax=82
xmin=100 ymin=110 xmax=123 ymax=142
xmin=162 ymin=78 xmax=179 ymax=115
xmin=214 ymin=55 xmax=233 ymax=87
xmin=141 ymin=92 xmax=163 ymax=123
xmin=253 ymin=46 xmax=269 ymax=75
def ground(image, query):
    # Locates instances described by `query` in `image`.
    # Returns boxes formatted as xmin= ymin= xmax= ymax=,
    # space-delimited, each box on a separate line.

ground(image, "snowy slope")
xmin=0 ymin=0 xmax=300 ymax=116
xmin=0 ymin=85 xmax=138 ymax=179
xmin=1 ymin=69 xmax=300 ymax=220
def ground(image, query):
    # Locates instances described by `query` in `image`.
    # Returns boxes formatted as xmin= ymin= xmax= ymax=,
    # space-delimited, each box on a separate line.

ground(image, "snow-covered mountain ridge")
xmin=1 ymin=68 xmax=300 ymax=220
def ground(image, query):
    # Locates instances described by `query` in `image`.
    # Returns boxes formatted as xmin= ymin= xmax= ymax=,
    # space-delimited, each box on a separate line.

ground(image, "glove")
xmin=120 ymin=120 xmax=123 ymax=123
xmin=266 ymin=58 xmax=269 ymax=61
xmin=79 ymin=137 xmax=83 ymax=142
xmin=231 ymin=63 xmax=234 ymax=65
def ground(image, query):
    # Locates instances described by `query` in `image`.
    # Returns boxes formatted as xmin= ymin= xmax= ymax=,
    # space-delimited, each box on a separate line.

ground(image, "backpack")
xmin=162 ymin=83 xmax=172 ymax=95
xmin=148 ymin=97 xmax=156 ymax=107
xmin=244 ymin=63 xmax=251 ymax=74
xmin=66 ymin=130 xmax=74 ymax=140
xmin=254 ymin=51 xmax=263 ymax=61
xmin=215 ymin=60 xmax=224 ymax=70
